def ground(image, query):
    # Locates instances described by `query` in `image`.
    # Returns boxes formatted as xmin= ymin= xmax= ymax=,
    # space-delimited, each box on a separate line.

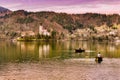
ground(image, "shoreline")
xmin=0 ymin=58 xmax=120 ymax=80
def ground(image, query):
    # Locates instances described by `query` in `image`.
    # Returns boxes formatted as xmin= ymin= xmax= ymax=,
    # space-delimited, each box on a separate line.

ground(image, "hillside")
xmin=0 ymin=9 xmax=120 ymax=41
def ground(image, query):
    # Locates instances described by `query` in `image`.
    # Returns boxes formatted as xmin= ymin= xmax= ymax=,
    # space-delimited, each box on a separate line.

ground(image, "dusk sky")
xmin=0 ymin=0 xmax=120 ymax=14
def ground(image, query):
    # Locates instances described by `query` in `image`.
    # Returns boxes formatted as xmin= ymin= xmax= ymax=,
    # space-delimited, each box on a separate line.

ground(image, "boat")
xmin=75 ymin=48 xmax=85 ymax=53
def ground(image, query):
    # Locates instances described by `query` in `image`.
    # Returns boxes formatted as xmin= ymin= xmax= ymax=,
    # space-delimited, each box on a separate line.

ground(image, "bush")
xmin=16 ymin=17 xmax=34 ymax=24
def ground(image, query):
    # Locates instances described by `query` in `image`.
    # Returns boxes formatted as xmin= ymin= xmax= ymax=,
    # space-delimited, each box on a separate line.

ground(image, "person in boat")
xmin=79 ymin=48 xmax=81 ymax=50
xmin=75 ymin=48 xmax=85 ymax=53
xmin=95 ymin=52 xmax=103 ymax=63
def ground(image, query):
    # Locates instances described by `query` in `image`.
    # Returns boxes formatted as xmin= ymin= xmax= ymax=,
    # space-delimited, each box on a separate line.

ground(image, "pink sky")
xmin=0 ymin=0 xmax=120 ymax=14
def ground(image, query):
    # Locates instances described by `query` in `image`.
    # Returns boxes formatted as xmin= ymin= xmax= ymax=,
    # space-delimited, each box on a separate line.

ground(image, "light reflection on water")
xmin=39 ymin=44 xmax=50 ymax=58
xmin=0 ymin=40 xmax=120 ymax=63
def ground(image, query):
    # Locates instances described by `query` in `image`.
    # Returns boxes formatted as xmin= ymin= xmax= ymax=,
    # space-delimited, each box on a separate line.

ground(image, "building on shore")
xmin=39 ymin=25 xmax=50 ymax=36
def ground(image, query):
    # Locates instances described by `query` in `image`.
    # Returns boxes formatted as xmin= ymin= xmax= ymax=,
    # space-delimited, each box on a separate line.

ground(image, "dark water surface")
xmin=0 ymin=40 xmax=120 ymax=63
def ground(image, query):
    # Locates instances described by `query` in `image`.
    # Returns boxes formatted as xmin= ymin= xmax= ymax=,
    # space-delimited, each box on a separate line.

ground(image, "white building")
xmin=39 ymin=25 xmax=50 ymax=36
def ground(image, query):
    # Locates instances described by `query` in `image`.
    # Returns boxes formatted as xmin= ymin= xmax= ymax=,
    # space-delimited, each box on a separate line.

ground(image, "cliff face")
xmin=0 ymin=9 xmax=120 ymax=40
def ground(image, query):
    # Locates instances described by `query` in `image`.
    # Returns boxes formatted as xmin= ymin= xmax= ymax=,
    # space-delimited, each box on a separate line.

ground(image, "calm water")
xmin=0 ymin=40 xmax=120 ymax=63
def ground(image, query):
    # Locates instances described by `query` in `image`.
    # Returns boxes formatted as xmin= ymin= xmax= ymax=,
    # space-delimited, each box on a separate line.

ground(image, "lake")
xmin=0 ymin=40 xmax=120 ymax=80
xmin=0 ymin=40 xmax=120 ymax=63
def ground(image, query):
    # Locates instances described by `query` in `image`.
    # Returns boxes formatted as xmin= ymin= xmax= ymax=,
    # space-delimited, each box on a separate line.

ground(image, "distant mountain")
xmin=0 ymin=6 xmax=11 ymax=17
xmin=0 ymin=10 xmax=120 ymax=40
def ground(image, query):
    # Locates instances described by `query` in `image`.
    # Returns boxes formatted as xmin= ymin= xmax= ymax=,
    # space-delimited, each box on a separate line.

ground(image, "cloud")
xmin=30 ymin=4 xmax=120 ymax=15
xmin=0 ymin=0 xmax=119 ymax=14
xmin=1 ymin=3 xmax=22 ymax=10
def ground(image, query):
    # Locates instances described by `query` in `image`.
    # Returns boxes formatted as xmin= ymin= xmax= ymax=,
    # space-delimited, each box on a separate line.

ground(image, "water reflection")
xmin=0 ymin=40 xmax=120 ymax=63
xmin=39 ymin=44 xmax=50 ymax=58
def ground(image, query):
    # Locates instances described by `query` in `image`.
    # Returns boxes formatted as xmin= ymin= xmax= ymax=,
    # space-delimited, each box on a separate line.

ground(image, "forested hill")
xmin=0 ymin=9 xmax=120 ymax=40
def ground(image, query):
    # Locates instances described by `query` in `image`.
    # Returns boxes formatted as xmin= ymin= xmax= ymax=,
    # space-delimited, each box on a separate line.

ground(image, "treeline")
xmin=17 ymin=31 xmax=58 ymax=41
xmin=35 ymin=12 xmax=120 ymax=32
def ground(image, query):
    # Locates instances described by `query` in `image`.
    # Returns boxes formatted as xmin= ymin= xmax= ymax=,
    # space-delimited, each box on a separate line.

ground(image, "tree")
xmin=51 ymin=31 xmax=56 ymax=39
